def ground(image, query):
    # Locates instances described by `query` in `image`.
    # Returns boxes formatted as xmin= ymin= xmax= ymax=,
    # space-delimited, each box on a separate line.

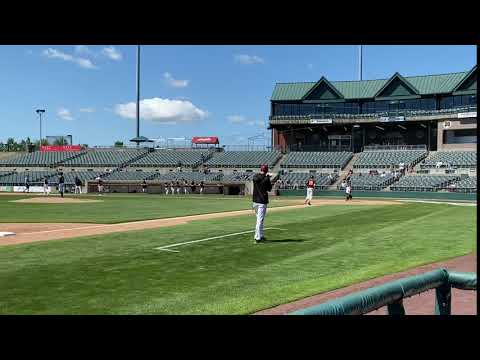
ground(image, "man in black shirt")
xmin=58 ymin=173 xmax=65 ymax=198
xmin=74 ymin=176 xmax=82 ymax=194
xmin=252 ymin=164 xmax=272 ymax=244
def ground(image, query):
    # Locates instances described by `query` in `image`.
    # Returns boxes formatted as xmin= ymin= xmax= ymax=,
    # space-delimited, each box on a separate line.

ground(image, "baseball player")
xmin=141 ymin=180 xmax=147 ymax=193
xmin=165 ymin=182 xmax=169 ymax=195
xmin=252 ymin=164 xmax=272 ymax=244
xmin=200 ymin=181 xmax=204 ymax=194
xmin=58 ymin=173 xmax=65 ymax=198
xmin=304 ymin=175 xmax=316 ymax=206
xmin=190 ymin=181 xmax=196 ymax=194
xmin=74 ymin=176 xmax=82 ymax=194
xmin=96 ymin=176 xmax=104 ymax=195
xmin=184 ymin=180 xmax=189 ymax=194
xmin=43 ymin=177 xmax=50 ymax=195
xmin=24 ymin=175 xmax=30 ymax=193
xmin=170 ymin=181 xmax=175 ymax=195
xmin=345 ymin=181 xmax=352 ymax=201
xmin=176 ymin=181 xmax=181 ymax=194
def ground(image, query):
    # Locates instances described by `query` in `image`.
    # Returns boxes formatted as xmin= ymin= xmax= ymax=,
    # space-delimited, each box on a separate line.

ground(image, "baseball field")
xmin=0 ymin=193 xmax=476 ymax=314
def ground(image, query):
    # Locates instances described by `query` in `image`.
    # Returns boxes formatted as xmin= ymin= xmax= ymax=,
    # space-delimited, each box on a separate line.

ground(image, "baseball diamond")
xmin=0 ymin=45 xmax=476 ymax=315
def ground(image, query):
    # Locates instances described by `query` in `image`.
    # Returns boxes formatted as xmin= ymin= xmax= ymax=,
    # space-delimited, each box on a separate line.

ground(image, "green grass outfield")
xmin=0 ymin=200 xmax=475 ymax=314
xmin=0 ymin=193 xmax=293 ymax=224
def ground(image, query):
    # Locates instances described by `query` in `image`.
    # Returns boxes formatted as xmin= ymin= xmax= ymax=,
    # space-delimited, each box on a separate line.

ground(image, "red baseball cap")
xmin=260 ymin=164 xmax=269 ymax=173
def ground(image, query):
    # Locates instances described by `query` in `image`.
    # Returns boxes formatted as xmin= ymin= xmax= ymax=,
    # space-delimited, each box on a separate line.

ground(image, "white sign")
xmin=379 ymin=116 xmax=405 ymax=122
xmin=458 ymin=112 xmax=476 ymax=118
xmin=13 ymin=186 xmax=45 ymax=193
xmin=310 ymin=119 xmax=332 ymax=124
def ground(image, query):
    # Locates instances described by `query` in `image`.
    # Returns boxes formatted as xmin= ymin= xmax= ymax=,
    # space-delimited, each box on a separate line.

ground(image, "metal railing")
xmin=363 ymin=145 xmax=427 ymax=151
xmin=269 ymin=105 xmax=477 ymax=122
xmin=290 ymin=269 xmax=476 ymax=315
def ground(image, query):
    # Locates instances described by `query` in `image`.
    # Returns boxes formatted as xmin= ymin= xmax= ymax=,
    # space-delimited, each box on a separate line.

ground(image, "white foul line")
xmin=155 ymin=227 xmax=287 ymax=252
xmin=398 ymin=200 xmax=476 ymax=207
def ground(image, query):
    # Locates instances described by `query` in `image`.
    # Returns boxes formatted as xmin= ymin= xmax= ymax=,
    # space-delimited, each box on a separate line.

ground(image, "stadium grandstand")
xmin=204 ymin=151 xmax=282 ymax=169
xmin=353 ymin=149 xmax=427 ymax=169
xmin=0 ymin=67 xmax=476 ymax=196
xmin=130 ymin=149 xmax=211 ymax=168
xmin=280 ymin=151 xmax=352 ymax=170
xmin=0 ymin=151 xmax=85 ymax=168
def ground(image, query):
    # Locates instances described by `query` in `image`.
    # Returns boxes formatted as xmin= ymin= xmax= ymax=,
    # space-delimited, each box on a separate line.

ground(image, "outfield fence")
xmin=290 ymin=269 xmax=476 ymax=315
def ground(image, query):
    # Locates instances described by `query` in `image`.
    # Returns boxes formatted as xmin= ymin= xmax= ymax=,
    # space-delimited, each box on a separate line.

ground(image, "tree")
xmin=114 ymin=141 xmax=124 ymax=147
xmin=53 ymin=138 xmax=68 ymax=146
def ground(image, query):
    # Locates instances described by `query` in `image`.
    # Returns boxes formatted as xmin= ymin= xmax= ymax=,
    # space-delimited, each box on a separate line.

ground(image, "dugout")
xmin=86 ymin=180 xmax=247 ymax=195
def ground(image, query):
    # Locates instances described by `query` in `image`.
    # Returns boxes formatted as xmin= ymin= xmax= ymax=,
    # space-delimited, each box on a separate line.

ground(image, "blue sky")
xmin=0 ymin=45 xmax=476 ymax=146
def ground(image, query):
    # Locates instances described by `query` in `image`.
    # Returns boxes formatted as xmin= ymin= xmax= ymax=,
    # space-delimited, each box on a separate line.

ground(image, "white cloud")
xmin=228 ymin=115 xmax=264 ymax=128
xmin=102 ymin=46 xmax=122 ymax=61
xmin=74 ymin=45 xmax=93 ymax=56
xmin=58 ymin=108 xmax=74 ymax=121
xmin=163 ymin=72 xmax=189 ymax=88
xmin=227 ymin=115 xmax=247 ymax=124
xmin=114 ymin=97 xmax=208 ymax=123
xmin=234 ymin=54 xmax=265 ymax=65
xmin=43 ymin=48 xmax=97 ymax=69
xmin=79 ymin=107 xmax=95 ymax=113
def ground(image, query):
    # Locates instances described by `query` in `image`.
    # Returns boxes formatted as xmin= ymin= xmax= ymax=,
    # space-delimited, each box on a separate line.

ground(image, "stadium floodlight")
xmin=36 ymin=109 xmax=46 ymax=144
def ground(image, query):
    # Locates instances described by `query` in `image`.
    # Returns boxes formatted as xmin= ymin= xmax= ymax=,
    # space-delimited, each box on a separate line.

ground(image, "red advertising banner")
xmin=191 ymin=136 xmax=219 ymax=144
xmin=40 ymin=145 xmax=82 ymax=152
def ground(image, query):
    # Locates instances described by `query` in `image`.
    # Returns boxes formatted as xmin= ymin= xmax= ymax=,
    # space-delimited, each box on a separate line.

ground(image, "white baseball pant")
xmin=253 ymin=202 xmax=267 ymax=241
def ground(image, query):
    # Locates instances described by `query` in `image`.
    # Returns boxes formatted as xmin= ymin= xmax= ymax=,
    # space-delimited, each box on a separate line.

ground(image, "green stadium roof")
xmin=271 ymin=67 xmax=476 ymax=101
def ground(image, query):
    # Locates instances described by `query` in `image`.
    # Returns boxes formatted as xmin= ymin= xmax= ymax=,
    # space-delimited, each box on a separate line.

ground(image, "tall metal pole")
xmin=36 ymin=109 xmax=45 ymax=147
xmin=136 ymin=45 xmax=141 ymax=146
xmin=358 ymin=45 xmax=363 ymax=81
xmin=39 ymin=112 xmax=42 ymax=144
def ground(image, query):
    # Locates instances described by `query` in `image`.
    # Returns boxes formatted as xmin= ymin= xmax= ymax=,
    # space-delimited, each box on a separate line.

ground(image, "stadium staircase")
xmin=56 ymin=150 xmax=89 ymax=167
xmin=117 ymin=149 xmax=150 ymax=169
xmin=327 ymin=153 xmax=359 ymax=190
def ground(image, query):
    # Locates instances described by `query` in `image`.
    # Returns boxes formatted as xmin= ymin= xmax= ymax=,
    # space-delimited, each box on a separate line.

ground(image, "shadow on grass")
xmin=262 ymin=239 xmax=304 ymax=244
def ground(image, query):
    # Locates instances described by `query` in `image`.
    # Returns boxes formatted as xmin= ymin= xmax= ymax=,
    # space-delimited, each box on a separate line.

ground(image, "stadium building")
xmin=269 ymin=66 xmax=477 ymax=152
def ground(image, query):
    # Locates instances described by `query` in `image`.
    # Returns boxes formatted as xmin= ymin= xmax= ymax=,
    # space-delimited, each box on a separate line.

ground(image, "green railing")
xmin=290 ymin=269 xmax=476 ymax=315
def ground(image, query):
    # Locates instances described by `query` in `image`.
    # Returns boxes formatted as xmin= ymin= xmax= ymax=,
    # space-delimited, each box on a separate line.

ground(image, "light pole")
xmin=36 ymin=109 xmax=45 ymax=146
xmin=136 ymin=45 xmax=140 ymax=147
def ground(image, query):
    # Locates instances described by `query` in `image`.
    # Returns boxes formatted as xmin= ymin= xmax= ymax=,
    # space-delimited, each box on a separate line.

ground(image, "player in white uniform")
xmin=345 ymin=182 xmax=352 ymax=201
xmin=304 ymin=175 xmax=316 ymax=206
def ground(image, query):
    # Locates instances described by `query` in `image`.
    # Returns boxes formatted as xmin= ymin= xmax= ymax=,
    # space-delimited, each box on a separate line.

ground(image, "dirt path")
xmin=255 ymin=253 xmax=476 ymax=315
xmin=0 ymin=199 xmax=400 ymax=246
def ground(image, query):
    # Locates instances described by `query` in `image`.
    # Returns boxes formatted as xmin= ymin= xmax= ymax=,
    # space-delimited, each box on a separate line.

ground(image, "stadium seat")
xmin=281 ymin=152 xmax=353 ymax=169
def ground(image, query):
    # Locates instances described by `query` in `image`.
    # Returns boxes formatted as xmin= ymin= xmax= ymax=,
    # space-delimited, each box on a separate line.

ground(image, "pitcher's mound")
xmin=12 ymin=197 xmax=103 ymax=204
